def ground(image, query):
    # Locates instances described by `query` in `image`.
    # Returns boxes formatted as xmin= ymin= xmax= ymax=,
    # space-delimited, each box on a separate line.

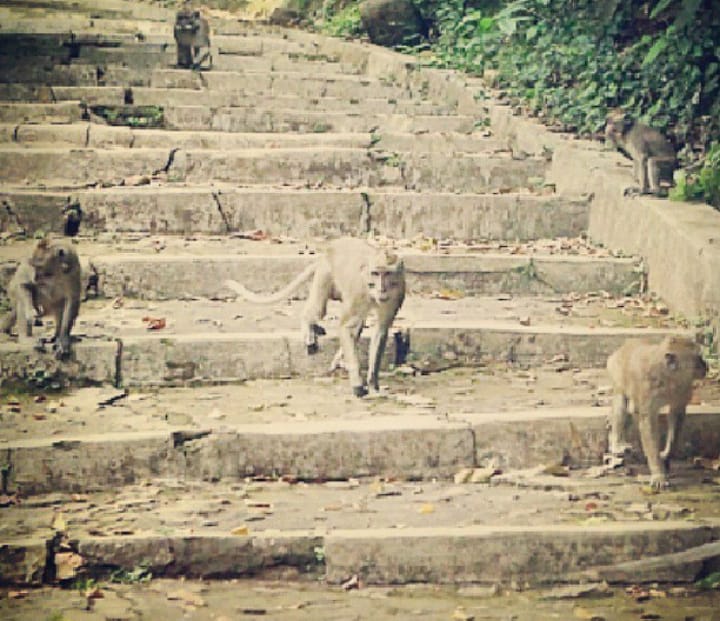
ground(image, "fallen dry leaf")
xmin=341 ymin=574 xmax=360 ymax=591
xmin=418 ymin=503 xmax=435 ymax=514
xmin=143 ymin=317 xmax=166 ymax=330
xmin=231 ymin=525 xmax=250 ymax=536
xmin=8 ymin=590 xmax=29 ymax=599
xmin=51 ymin=513 xmax=67 ymax=532
xmin=167 ymin=589 xmax=206 ymax=607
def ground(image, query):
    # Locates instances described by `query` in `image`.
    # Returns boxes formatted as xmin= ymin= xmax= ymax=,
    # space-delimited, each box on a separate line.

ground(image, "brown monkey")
xmin=606 ymin=336 xmax=707 ymax=489
xmin=225 ymin=238 xmax=406 ymax=397
xmin=1 ymin=259 xmax=43 ymax=340
xmin=29 ymin=236 xmax=82 ymax=359
xmin=605 ymin=111 xmax=676 ymax=196
xmin=174 ymin=4 xmax=212 ymax=70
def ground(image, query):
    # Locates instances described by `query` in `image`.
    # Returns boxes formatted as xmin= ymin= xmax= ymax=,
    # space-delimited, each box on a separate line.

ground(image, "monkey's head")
xmin=365 ymin=248 xmax=404 ymax=304
xmin=175 ymin=7 xmax=199 ymax=32
xmin=662 ymin=336 xmax=708 ymax=381
xmin=31 ymin=236 xmax=77 ymax=278
xmin=604 ymin=111 xmax=632 ymax=146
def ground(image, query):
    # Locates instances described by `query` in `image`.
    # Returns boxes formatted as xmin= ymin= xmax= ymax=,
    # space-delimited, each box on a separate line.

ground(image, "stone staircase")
xmin=1 ymin=0 xmax=719 ymax=593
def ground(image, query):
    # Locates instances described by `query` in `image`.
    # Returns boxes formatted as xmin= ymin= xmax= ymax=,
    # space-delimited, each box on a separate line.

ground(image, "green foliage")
xmin=696 ymin=570 xmax=720 ymax=590
xmin=321 ymin=4 xmax=363 ymax=38
xmin=109 ymin=563 xmax=152 ymax=584
xmin=403 ymin=0 xmax=720 ymax=209
xmin=670 ymin=142 xmax=720 ymax=207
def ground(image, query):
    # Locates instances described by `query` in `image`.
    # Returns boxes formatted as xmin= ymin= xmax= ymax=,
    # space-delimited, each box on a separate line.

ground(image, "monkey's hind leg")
xmin=366 ymin=320 xmax=391 ymax=392
xmin=605 ymin=393 xmax=633 ymax=469
xmin=660 ymin=405 xmax=686 ymax=470
xmin=301 ymin=263 xmax=331 ymax=355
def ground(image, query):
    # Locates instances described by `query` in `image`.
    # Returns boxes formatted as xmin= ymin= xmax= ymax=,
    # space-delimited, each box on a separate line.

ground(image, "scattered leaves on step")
xmin=572 ymin=606 xmax=605 ymax=620
xmin=693 ymin=457 xmax=720 ymax=470
xmin=142 ymin=316 xmax=166 ymax=330
xmin=167 ymin=589 xmax=206 ymax=608
xmin=55 ymin=551 xmax=83 ymax=580
xmin=7 ymin=591 xmax=29 ymax=600
xmin=433 ymin=288 xmax=464 ymax=300
xmin=542 ymin=463 xmax=570 ymax=477
xmin=452 ymin=606 xmax=475 ymax=620
xmin=231 ymin=525 xmax=250 ymax=536
xmin=625 ymin=585 xmax=651 ymax=601
xmin=418 ymin=503 xmax=435 ymax=514
xmin=541 ymin=582 xmax=612 ymax=600
xmin=341 ymin=574 xmax=360 ymax=591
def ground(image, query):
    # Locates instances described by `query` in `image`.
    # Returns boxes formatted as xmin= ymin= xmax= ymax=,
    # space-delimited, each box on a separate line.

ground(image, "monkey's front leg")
xmin=339 ymin=316 xmax=365 ymax=397
xmin=637 ymin=409 xmax=668 ymax=489
xmin=54 ymin=297 xmax=79 ymax=359
xmin=606 ymin=393 xmax=632 ymax=467
xmin=660 ymin=405 xmax=686 ymax=469
xmin=366 ymin=321 xmax=389 ymax=392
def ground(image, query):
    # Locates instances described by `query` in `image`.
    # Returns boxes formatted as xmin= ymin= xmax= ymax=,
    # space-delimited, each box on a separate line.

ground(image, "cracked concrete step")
xmin=0 ymin=101 xmax=477 ymax=133
xmin=0 ymin=292 xmax=691 ymax=387
xmin=1 ymin=123 xmax=505 ymax=154
xmin=0 ymin=146 xmax=545 ymax=192
xmin=43 ymin=85 xmax=456 ymax=116
xmin=0 ymin=187 xmax=589 ymax=240
xmin=3 ymin=402 xmax=719 ymax=493
xmin=0 ymin=236 xmax=639 ymax=296
xmin=1 ymin=468 xmax=719 ymax=585
xmin=90 ymin=252 xmax=640 ymax=298
xmin=0 ymin=48 xmax=359 ymax=76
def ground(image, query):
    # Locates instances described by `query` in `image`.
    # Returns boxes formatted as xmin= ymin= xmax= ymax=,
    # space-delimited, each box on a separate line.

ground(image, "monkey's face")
xmin=175 ymin=12 xmax=199 ymax=34
xmin=663 ymin=340 xmax=708 ymax=381
xmin=31 ymin=241 xmax=73 ymax=278
xmin=366 ymin=255 xmax=404 ymax=303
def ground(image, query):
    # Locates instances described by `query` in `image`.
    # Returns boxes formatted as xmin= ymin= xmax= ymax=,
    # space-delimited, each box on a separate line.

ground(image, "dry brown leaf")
xmin=55 ymin=551 xmax=83 ymax=580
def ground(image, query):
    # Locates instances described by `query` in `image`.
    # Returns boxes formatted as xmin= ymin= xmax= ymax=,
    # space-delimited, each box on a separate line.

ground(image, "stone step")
xmin=43 ymin=85 xmax=454 ymax=116
xmin=89 ymin=250 xmax=639 ymax=299
xmin=0 ymin=292 xmax=689 ymax=387
xmin=3 ymin=385 xmax=718 ymax=491
xmin=0 ymin=186 xmax=589 ymax=240
xmin=0 ymin=48 xmax=360 ymax=75
xmin=1 ymin=461 xmax=719 ymax=585
xmin=0 ymin=146 xmax=545 ymax=192
xmin=2 ymin=236 xmax=636 ymax=298
xmin=2 ymin=123 xmax=504 ymax=154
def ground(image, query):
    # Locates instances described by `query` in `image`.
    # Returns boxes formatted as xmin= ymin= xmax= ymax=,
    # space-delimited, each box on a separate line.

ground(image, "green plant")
xmin=321 ymin=4 xmax=363 ymax=38
xmin=109 ymin=563 xmax=152 ymax=584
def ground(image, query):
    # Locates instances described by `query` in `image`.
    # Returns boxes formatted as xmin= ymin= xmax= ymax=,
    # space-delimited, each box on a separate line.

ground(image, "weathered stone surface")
xmin=0 ymin=539 xmax=47 ymax=585
xmin=324 ymin=523 xmax=720 ymax=585
xmin=590 ymin=540 xmax=720 ymax=584
xmin=182 ymin=418 xmax=475 ymax=481
xmin=6 ymin=431 xmax=181 ymax=495
xmin=0 ymin=340 xmax=117 ymax=389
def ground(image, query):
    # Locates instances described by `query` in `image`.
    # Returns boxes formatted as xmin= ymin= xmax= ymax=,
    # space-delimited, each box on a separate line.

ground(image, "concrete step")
xmin=0 ymin=146 xmax=545 ymax=192
xmin=2 ymin=123 xmax=505 ymax=154
xmin=0 ymin=236 xmax=636 ymax=298
xmin=0 ymin=186 xmax=589 ymax=240
xmin=89 ymin=250 xmax=639 ymax=299
xmin=0 ymin=291 xmax=690 ymax=387
xmin=1 ymin=463 xmax=719 ymax=585
xmin=44 ymin=85 xmax=454 ymax=116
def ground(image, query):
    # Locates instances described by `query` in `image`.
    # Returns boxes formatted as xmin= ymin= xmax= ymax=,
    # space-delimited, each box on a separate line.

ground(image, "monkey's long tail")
xmin=224 ymin=263 xmax=316 ymax=304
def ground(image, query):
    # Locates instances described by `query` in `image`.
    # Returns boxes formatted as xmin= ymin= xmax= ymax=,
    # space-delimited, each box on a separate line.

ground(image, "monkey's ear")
xmin=665 ymin=352 xmax=678 ymax=371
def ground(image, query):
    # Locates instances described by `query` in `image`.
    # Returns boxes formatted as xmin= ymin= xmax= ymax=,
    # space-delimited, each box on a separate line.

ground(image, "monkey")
xmin=0 ymin=259 xmax=44 ymax=340
xmin=27 ymin=236 xmax=82 ymax=359
xmin=63 ymin=199 xmax=82 ymax=237
xmin=604 ymin=111 xmax=676 ymax=196
xmin=605 ymin=335 xmax=707 ymax=489
xmin=173 ymin=4 xmax=212 ymax=70
xmin=225 ymin=237 xmax=405 ymax=397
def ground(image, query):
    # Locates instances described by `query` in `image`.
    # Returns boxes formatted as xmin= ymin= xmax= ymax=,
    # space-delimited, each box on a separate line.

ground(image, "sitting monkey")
xmin=225 ymin=237 xmax=406 ymax=397
xmin=605 ymin=111 xmax=676 ymax=196
xmin=606 ymin=335 xmax=707 ymax=489
xmin=2 ymin=238 xmax=82 ymax=358
xmin=1 ymin=259 xmax=44 ymax=340
xmin=174 ymin=3 xmax=212 ymax=70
